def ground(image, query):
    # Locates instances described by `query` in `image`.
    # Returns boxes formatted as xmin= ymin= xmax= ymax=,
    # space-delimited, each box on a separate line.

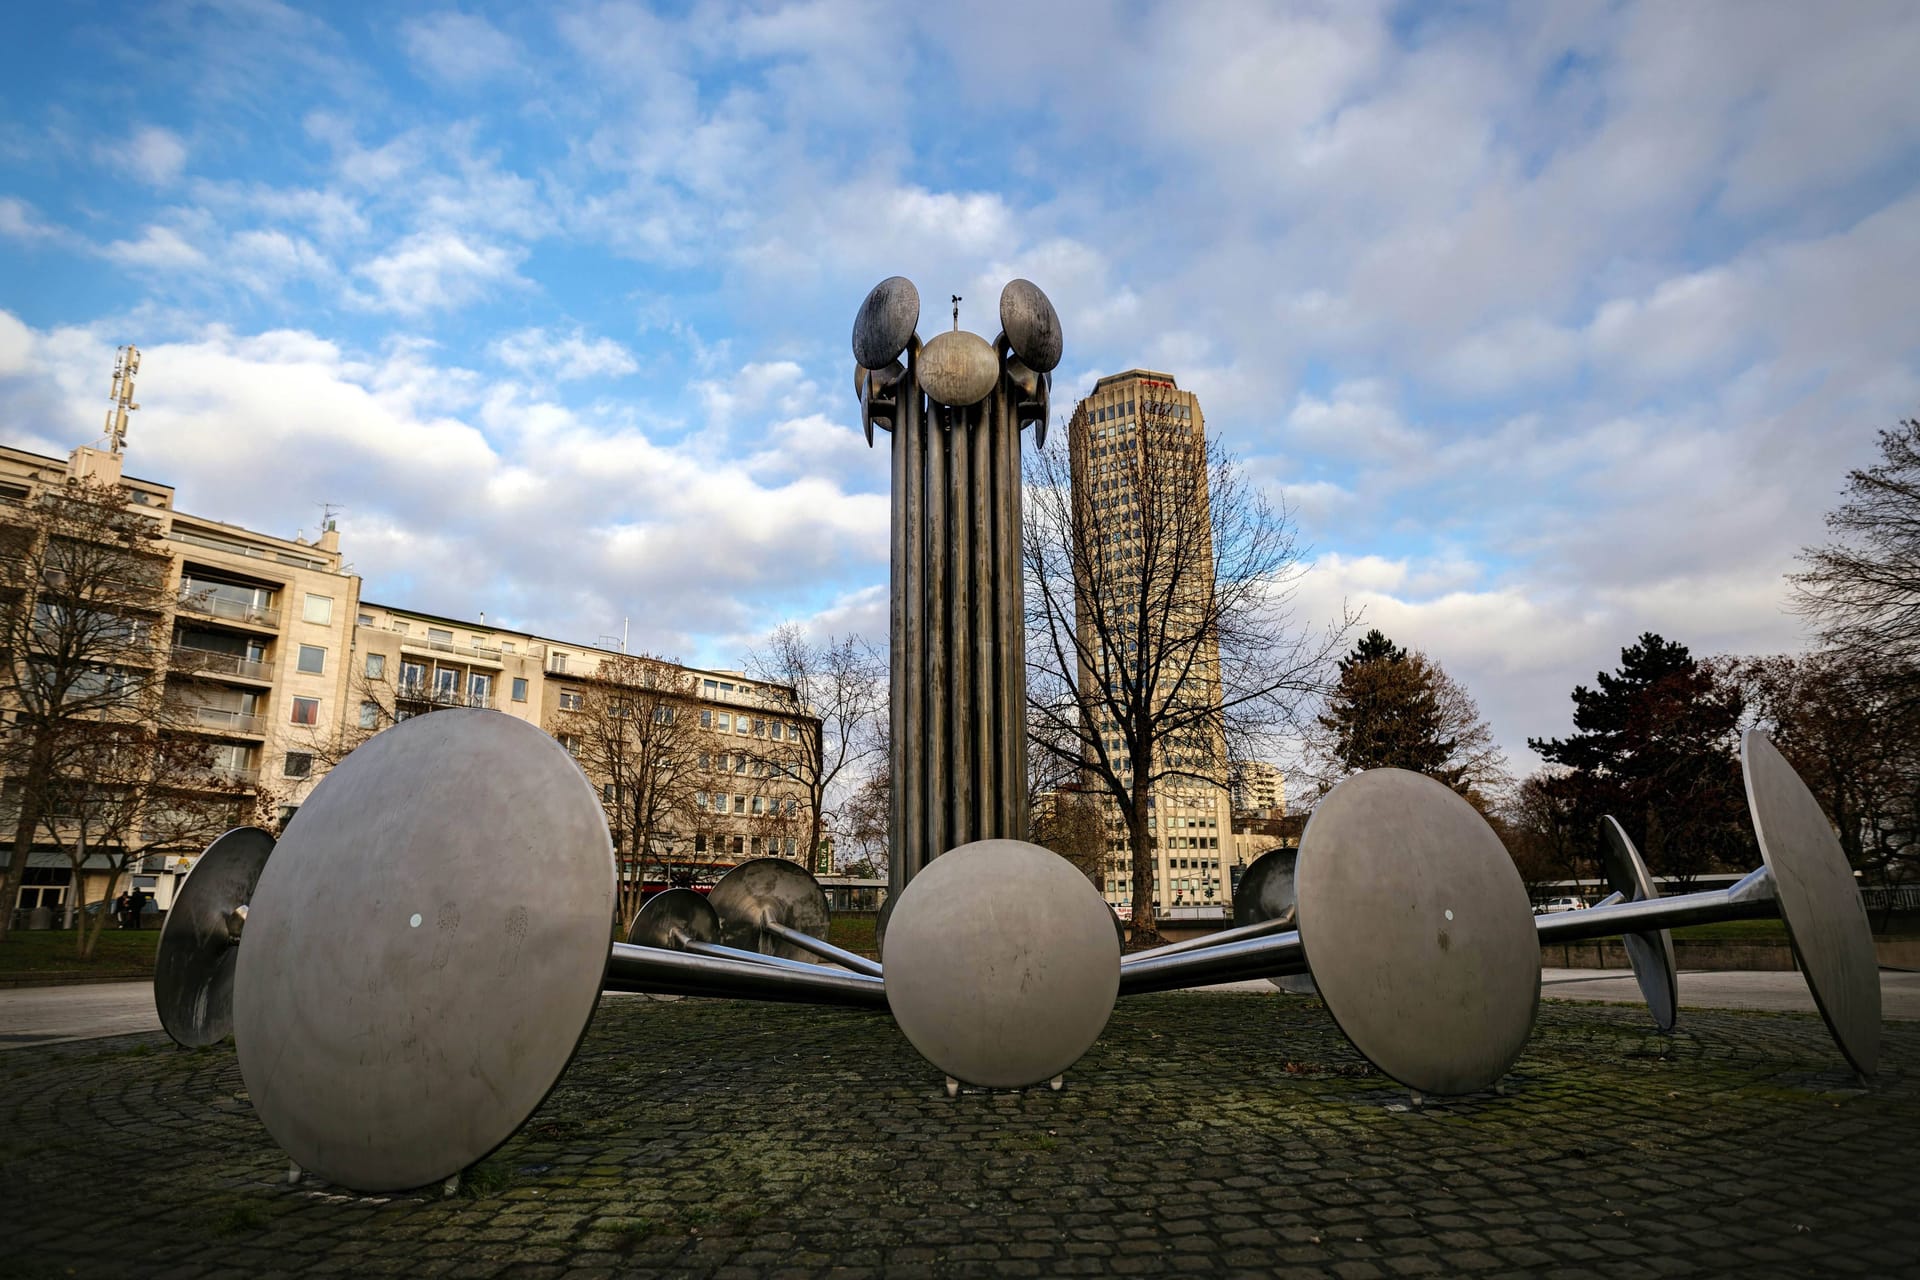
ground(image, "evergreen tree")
xmin=1527 ymin=633 xmax=1750 ymax=884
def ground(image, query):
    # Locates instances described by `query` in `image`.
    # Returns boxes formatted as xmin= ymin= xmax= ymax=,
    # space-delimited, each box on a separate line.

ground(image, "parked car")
xmin=1536 ymin=896 xmax=1587 ymax=915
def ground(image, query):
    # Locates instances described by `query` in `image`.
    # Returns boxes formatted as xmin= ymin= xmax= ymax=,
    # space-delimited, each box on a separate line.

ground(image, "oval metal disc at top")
xmin=917 ymin=330 xmax=999 ymax=407
xmin=1296 ymin=770 xmax=1540 ymax=1096
xmin=709 ymin=857 xmax=830 ymax=960
xmin=884 ymin=840 xmax=1120 ymax=1089
xmin=154 ymin=826 xmax=275 ymax=1048
xmin=999 ymin=278 xmax=1062 ymax=373
xmin=1742 ymin=730 xmax=1881 ymax=1077
xmin=1600 ymin=816 xmax=1678 ymax=1032
xmin=852 ymin=276 xmax=920 ymax=370
xmin=233 ymin=710 xmax=615 ymax=1192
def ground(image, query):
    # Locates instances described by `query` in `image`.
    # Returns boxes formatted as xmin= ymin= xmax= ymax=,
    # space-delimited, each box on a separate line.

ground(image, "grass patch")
xmin=0 ymin=929 xmax=156 ymax=979
xmin=459 ymin=1160 xmax=513 ymax=1198
xmin=828 ymin=914 xmax=877 ymax=957
xmin=212 ymin=1203 xmax=266 ymax=1236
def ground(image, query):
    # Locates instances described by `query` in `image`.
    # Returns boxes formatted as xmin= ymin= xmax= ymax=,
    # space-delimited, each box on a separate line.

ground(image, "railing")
xmin=176 ymin=586 xmax=280 ymax=628
xmin=1861 ymin=885 xmax=1920 ymax=912
xmin=172 ymin=529 xmax=331 ymax=571
xmin=396 ymin=684 xmax=493 ymax=709
xmin=402 ymin=634 xmax=504 ymax=657
xmin=201 ymin=764 xmax=260 ymax=786
xmin=180 ymin=704 xmax=264 ymax=734
xmin=170 ymin=644 xmax=271 ymax=681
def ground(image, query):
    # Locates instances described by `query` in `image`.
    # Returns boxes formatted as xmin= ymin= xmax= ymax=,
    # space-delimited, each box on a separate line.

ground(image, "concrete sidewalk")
xmin=0 ymin=979 xmax=160 ymax=1048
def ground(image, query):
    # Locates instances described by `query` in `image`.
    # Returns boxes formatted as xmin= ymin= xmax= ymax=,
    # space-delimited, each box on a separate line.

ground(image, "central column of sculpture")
xmin=854 ymin=277 xmax=1062 ymax=895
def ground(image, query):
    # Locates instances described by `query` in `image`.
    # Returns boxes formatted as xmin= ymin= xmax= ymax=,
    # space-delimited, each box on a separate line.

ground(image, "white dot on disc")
xmin=1444 ymin=909 xmax=1454 ymax=921
xmin=409 ymin=913 xmax=422 ymax=928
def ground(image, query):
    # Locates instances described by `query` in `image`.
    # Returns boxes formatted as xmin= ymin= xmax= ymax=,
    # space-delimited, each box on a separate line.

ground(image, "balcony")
xmin=170 ymin=644 xmax=272 ymax=682
xmin=400 ymin=634 xmax=505 ymax=667
xmin=177 ymin=585 xmax=280 ymax=629
xmin=396 ymin=683 xmax=494 ymax=710
xmin=177 ymin=704 xmax=265 ymax=736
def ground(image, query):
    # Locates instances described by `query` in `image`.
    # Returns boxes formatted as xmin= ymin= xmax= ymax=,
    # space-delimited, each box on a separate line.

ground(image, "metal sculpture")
xmin=855 ymin=277 xmax=1058 ymax=897
xmin=147 ymin=269 xmax=1889 ymax=1196
xmin=153 ymin=826 xmax=274 ymax=1047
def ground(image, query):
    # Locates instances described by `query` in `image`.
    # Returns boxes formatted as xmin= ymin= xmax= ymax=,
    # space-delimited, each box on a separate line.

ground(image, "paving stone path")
xmin=3 ymin=992 xmax=1917 ymax=1278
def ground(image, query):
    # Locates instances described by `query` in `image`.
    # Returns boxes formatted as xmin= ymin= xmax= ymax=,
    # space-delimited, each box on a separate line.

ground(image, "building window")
xmin=277 ymin=804 xmax=299 ymax=828
xmin=400 ymin=661 xmax=426 ymax=692
xmin=499 ymin=641 xmax=514 ymax=653
xmin=283 ymin=752 xmax=313 ymax=779
xmin=557 ymin=734 xmax=580 ymax=757
xmin=732 ymin=795 xmax=745 ymax=814
xmin=365 ymin=653 xmax=386 ymax=679
xmin=716 ymin=712 xmax=731 ymax=732
xmin=511 ymin=677 xmax=528 ymax=702
xmin=694 ymin=833 xmax=707 ymax=853
xmin=549 ymin=651 xmax=568 ymax=673
xmin=303 ymin=594 xmax=333 ymax=624
xmin=752 ymin=718 xmax=765 ymax=736
xmin=696 ymin=792 xmax=709 ymax=810
xmin=559 ymin=690 xmax=583 ymax=711
xmin=751 ymin=796 xmax=765 ymax=816
xmin=359 ymin=701 xmax=380 ymax=729
xmin=297 ymin=645 xmax=325 ymax=674
xmin=356 ymin=613 xmax=374 ymax=627
xmin=731 ymin=836 xmax=744 ymax=855
xmin=290 ymin=697 xmax=319 ymax=725
xmin=428 ymin=627 xmax=453 ymax=645
xmin=469 ymin=673 xmax=491 ymax=705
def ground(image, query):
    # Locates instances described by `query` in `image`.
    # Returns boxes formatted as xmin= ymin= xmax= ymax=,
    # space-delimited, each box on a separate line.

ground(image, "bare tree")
xmin=1024 ymin=401 xmax=1349 ymax=945
xmin=744 ymin=624 xmax=886 ymax=871
xmin=33 ymin=723 xmax=255 ymax=958
xmin=0 ymin=476 xmax=179 ymax=942
xmin=550 ymin=654 xmax=704 ymax=928
xmin=1793 ymin=420 xmax=1920 ymax=711
xmin=1500 ymin=770 xmax=1595 ymax=894
xmin=1030 ymin=785 xmax=1107 ymax=887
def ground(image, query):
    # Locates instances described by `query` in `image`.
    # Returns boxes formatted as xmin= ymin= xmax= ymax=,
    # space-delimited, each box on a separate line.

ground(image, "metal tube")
xmin=760 ymin=921 xmax=886 ymax=978
xmin=681 ymin=938 xmax=848 ymax=976
xmin=1120 ymin=911 xmax=1295 ymax=965
xmin=1534 ymin=866 xmax=1776 ymax=945
xmin=1118 ymin=928 xmax=1309 ymax=997
xmin=604 ymin=942 xmax=889 ymax=1009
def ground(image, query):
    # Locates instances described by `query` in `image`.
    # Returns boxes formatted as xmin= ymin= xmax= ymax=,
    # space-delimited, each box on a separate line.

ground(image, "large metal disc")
xmin=1742 ymin=730 xmax=1881 ymax=1076
xmin=153 ymin=827 xmax=275 ymax=1047
xmin=709 ymin=858 xmax=830 ymax=960
xmin=1234 ymin=846 xmax=1315 ymax=994
xmin=999 ymin=279 xmax=1062 ymax=373
xmin=1296 ymin=770 xmax=1540 ymax=1096
xmin=234 ymin=711 xmax=614 ymax=1191
xmin=1600 ymin=816 xmax=1679 ymax=1032
xmin=627 ymin=888 xmax=719 ymax=949
xmin=852 ymin=276 xmax=919 ymax=370
xmin=884 ymin=840 xmax=1120 ymax=1089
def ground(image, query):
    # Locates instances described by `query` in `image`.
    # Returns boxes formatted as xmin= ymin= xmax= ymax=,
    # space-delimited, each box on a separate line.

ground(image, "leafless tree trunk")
xmin=744 ymin=625 xmax=885 ymax=872
xmin=1024 ymin=400 xmax=1349 ymax=946
xmin=549 ymin=654 xmax=704 ymax=929
xmin=0 ymin=477 xmax=178 ymax=943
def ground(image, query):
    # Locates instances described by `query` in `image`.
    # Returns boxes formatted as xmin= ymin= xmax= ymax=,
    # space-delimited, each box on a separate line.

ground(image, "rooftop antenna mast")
xmin=319 ymin=502 xmax=343 ymax=532
xmin=105 ymin=345 xmax=140 ymax=455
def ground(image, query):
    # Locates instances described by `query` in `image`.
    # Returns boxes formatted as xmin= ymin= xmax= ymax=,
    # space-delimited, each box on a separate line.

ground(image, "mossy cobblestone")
xmin=2 ymin=992 xmax=1916 ymax=1277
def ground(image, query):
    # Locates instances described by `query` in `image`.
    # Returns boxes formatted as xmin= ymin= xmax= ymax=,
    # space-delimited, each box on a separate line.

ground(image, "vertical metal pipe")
xmin=971 ymin=391 xmax=995 ymax=840
xmin=950 ymin=403 xmax=975 ymax=846
xmin=1000 ymin=382 xmax=1030 ymax=836
xmin=894 ymin=353 xmax=926 ymax=895
xmin=924 ymin=403 xmax=949 ymax=867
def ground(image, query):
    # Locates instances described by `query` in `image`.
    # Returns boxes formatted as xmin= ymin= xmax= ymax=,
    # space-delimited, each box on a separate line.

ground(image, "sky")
xmin=2 ymin=0 xmax=1917 ymax=777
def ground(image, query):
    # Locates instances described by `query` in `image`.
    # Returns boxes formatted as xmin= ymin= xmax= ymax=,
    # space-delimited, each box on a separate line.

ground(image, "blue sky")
xmin=2 ymin=1 xmax=1917 ymax=773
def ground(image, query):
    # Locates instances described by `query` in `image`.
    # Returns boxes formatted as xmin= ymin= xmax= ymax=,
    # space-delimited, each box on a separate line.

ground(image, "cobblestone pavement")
xmin=3 ymin=992 xmax=1916 ymax=1279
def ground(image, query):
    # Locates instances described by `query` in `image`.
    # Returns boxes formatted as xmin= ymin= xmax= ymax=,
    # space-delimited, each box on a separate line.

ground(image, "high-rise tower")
xmin=1066 ymin=370 xmax=1239 ymax=915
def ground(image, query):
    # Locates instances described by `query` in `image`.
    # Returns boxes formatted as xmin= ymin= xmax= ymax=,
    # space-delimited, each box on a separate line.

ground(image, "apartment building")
xmin=2 ymin=441 xmax=818 ymax=919
xmin=1066 ymin=370 xmax=1240 ymax=914
xmin=1230 ymin=760 xmax=1287 ymax=820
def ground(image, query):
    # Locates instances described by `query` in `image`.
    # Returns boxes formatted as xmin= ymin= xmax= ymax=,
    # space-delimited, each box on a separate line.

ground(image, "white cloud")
xmin=101 ymin=224 xmax=207 ymax=270
xmin=490 ymin=328 xmax=639 ymax=382
xmin=100 ymin=125 xmax=189 ymax=186
xmin=401 ymin=12 xmax=520 ymax=87
xmin=354 ymin=232 xmax=526 ymax=314
xmin=0 ymin=196 xmax=63 ymax=243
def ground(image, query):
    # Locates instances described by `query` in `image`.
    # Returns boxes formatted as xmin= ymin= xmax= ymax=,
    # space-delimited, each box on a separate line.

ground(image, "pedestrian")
xmin=114 ymin=890 xmax=131 ymax=930
xmin=128 ymin=888 xmax=149 ymax=929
